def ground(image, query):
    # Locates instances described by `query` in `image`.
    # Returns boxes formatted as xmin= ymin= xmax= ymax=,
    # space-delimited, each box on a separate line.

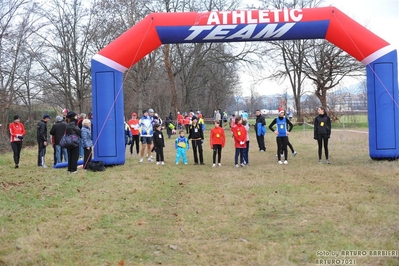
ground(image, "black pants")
xmin=256 ymin=135 xmax=266 ymax=151
xmin=317 ymin=134 xmax=329 ymax=160
xmin=277 ymin=137 xmax=288 ymax=161
xmin=155 ymin=146 xmax=164 ymax=162
xmin=83 ymin=147 xmax=92 ymax=169
xmin=37 ymin=141 xmax=47 ymax=166
xmin=276 ymin=137 xmax=295 ymax=154
xmin=212 ymin=144 xmax=222 ymax=164
xmin=67 ymin=146 xmax=79 ymax=172
xmin=11 ymin=141 xmax=23 ymax=165
xmin=130 ymin=135 xmax=140 ymax=154
xmin=191 ymin=139 xmax=203 ymax=164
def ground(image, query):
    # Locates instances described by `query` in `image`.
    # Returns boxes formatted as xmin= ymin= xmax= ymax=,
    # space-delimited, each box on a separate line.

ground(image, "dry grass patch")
xmin=0 ymin=127 xmax=398 ymax=265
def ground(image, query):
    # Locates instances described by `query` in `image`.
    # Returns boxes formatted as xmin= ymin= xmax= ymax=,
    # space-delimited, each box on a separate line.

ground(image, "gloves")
xmin=17 ymin=136 xmax=23 ymax=140
xmin=201 ymin=139 xmax=204 ymax=143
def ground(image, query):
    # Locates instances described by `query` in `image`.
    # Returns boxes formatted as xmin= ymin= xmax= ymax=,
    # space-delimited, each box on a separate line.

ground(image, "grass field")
xmin=1 ymin=125 xmax=398 ymax=266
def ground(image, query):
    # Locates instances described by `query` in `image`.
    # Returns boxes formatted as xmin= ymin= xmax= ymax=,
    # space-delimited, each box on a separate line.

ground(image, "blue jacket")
xmin=81 ymin=126 xmax=93 ymax=148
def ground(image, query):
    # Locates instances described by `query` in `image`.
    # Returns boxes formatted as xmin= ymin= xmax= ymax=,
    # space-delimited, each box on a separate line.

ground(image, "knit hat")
xmin=43 ymin=114 xmax=51 ymax=119
xmin=66 ymin=111 xmax=77 ymax=118
xmin=278 ymin=108 xmax=284 ymax=114
xmin=14 ymin=115 xmax=19 ymax=120
xmin=56 ymin=116 xmax=63 ymax=122
xmin=148 ymin=108 xmax=154 ymax=113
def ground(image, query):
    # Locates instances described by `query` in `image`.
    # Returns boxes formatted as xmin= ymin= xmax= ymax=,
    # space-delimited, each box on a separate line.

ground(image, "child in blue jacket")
xmin=175 ymin=130 xmax=189 ymax=164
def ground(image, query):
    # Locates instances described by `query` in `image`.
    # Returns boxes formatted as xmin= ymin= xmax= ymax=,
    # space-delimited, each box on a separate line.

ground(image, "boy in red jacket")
xmin=231 ymin=116 xmax=247 ymax=167
xmin=209 ymin=121 xmax=226 ymax=167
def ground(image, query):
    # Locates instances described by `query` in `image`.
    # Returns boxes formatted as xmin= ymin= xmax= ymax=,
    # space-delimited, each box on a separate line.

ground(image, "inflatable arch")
xmin=91 ymin=6 xmax=398 ymax=165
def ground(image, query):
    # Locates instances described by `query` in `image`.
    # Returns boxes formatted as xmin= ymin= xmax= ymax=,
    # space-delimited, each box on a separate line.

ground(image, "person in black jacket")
xmin=254 ymin=110 xmax=266 ymax=152
xmin=314 ymin=106 xmax=331 ymax=164
xmin=50 ymin=116 xmax=68 ymax=165
xmin=153 ymin=124 xmax=165 ymax=165
xmin=188 ymin=116 xmax=204 ymax=165
xmin=65 ymin=111 xmax=81 ymax=174
xmin=37 ymin=114 xmax=51 ymax=167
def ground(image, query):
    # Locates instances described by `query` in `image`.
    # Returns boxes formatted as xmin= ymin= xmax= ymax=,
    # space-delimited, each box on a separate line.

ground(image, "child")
xmin=153 ymin=124 xmax=165 ymax=165
xmin=175 ymin=130 xmax=189 ymax=165
xmin=242 ymin=118 xmax=250 ymax=165
xmin=209 ymin=121 xmax=226 ymax=167
xmin=231 ymin=116 xmax=247 ymax=167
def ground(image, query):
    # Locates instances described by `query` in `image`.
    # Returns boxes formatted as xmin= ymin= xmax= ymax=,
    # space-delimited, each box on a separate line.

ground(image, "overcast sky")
xmin=239 ymin=0 xmax=399 ymax=96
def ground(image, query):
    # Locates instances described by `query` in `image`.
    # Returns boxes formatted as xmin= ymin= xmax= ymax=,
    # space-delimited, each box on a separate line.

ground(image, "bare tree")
xmin=0 ymin=0 xmax=43 ymax=130
xmin=302 ymin=39 xmax=365 ymax=108
xmin=33 ymin=0 xmax=95 ymax=113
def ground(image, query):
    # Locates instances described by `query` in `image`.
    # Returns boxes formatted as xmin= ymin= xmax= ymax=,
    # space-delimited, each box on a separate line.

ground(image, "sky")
xmin=238 ymin=0 xmax=399 ymax=96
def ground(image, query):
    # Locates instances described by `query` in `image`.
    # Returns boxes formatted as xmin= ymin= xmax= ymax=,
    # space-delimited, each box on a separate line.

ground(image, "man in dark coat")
xmin=37 ymin=114 xmax=51 ymax=167
xmin=50 ymin=116 xmax=68 ymax=165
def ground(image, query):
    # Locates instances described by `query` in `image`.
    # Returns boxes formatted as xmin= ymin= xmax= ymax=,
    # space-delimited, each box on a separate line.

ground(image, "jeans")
xmin=55 ymin=144 xmax=68 ymax=164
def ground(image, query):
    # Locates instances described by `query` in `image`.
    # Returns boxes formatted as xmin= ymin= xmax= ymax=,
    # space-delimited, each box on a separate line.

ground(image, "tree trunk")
xmin=163 ymin=44 xmax=178 ymax=114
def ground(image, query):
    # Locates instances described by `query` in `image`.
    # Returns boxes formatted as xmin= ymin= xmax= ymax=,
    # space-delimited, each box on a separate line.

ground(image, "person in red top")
xmin=231 ymin=116 xmax=247 ymax=167
xmin=209 ymin=120 xmax=226 ymax=167
xmin=177 ymin=111 xmax=183 ymax=130
xmin=128 ymin=112 xmax=140 ymax=155
xmin=183 ymin=114 xmax=191 ymax=134
xmin=9 ymin=115 xmax=26 ymax=168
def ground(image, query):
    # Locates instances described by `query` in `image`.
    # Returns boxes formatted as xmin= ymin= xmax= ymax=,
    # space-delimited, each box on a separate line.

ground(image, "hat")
xmin=14 ymin=115 xmax=19 ymax=120
xmin=66 ymin=111 xmax=77 ymax=118
xmin=43 ymin=114 xmax=51 ymax=119
xmin=191 ymin=116 xmax=197 ymax=120
xmin=56 ymin=116 xmax=63 ymax=122
xmin=62 ymin=108 xmax=69 ymax=114
xmin=278 ymin=108 xmax=284 ymax=114
xmin=148 ymin=108 xmax=154 ymax=113
xmin=132 ymin=112 xmax=137 ymax=116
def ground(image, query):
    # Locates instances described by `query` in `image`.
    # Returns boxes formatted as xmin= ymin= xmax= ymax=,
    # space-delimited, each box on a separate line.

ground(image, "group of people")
xmin=8 ymin=106 xmax=331 ymax=170
xmin=9 ymin=109 xmax=94 ymax=174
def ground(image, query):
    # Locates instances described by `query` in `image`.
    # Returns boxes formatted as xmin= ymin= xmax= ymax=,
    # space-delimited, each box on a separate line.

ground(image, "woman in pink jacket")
xmin=9 ymin=115 xmax=26 ymax=168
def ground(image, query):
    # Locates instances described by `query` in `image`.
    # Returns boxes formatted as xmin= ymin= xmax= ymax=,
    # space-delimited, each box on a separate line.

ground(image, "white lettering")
xmin=232 ymin=10 xmax=246 ymax=24
xmin=253 ymin=23 xmax=295 ymax=39
xmin=207 ymin=9 xmax=303 ymax=25
xmin=184 ymin=26 xmax=214 ymax=40
xmin=220 ymin=11 xmax=231 ymax=24
xmin=283 ymin=9 xmax=289 ymax=22
xmin=290 ymin=9 xmax=303 ymax=21
xmin=204 ymin=25 xmax=237 ymax=40
xmin=247 ymin=11 xmax=257 ymax=24
xmin=207 ymin=12 xmax=220 ymax=25
xmin=258 ymin=10 xmax=270 ymax=23
xmin=271 ymin=9 xmax=281 ymax=22
xmin=226 ymin=25 xmax=257 ymax=40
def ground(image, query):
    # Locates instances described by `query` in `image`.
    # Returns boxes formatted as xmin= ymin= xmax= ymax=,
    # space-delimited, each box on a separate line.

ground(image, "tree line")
xmin=0 ymin=0 xmax=365 ymax=137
